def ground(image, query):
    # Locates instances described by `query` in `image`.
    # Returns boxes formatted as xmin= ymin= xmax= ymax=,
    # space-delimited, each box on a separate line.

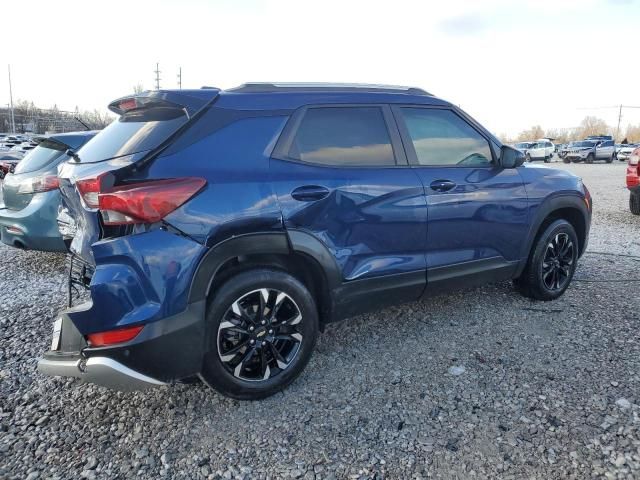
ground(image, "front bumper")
xmin=565 ymin=153 xmax=588 ymax=161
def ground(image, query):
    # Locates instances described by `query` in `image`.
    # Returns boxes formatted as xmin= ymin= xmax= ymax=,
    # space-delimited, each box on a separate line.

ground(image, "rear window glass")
xmin=75 ymin=106 xmax=187 ymax=163
xmin=13 ymin=140 xmax=65 ymax=174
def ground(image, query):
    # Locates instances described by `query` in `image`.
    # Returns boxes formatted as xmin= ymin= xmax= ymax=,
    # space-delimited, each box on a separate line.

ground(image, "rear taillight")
xmin=76 ymin=176 xmax=206 ymax=225
xmin=627 ymin=149 xmax=640 ymax=188
xmin=16 ymin=174 xmax=59 ymax=194
xmin=86 ymin=325 xmax=143 ymax=347
xmin=76 ymin=176 xmax=103 ymax=208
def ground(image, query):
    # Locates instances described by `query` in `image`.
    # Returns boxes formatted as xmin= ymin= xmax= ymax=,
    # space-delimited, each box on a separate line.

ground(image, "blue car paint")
xmin=58 ymin=88 xmax=588 ymax=344
xmin=70 ymin=229 xmax=205 ymax=335
xmin=270 ymin=157 xmax=428 ymax=281
xmin=412 ymin=166 xmax=529 ymax=268
xmin=150 ymin=115 xmax=289 ymax=246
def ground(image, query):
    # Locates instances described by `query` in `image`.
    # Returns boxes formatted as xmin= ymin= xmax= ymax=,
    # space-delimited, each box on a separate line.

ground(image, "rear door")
xmin=392 ymin=105 xmax=529 ymax=290
xmin=597 ymin=140 xmax=614 ymax=159
xmin=270 ymin=105 xmax=428 ymax=305
xmin=530 ymin=143 xmax=545 ymax=160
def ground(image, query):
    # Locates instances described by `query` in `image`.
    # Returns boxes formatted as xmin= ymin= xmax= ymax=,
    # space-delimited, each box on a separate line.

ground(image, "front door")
xmin=270 ymin=105 xmax=429 ymax=311
xmin=392 ymin=106 xmax=529 ymax=291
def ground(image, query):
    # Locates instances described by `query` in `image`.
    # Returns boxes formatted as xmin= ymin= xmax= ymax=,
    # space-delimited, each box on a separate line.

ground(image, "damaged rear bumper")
xmin=38 ymin=354 xmax=165 ymax=391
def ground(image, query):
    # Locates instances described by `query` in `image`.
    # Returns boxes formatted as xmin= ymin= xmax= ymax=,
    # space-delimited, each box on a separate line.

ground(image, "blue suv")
xmin=38 ymin=84 xmax=592 ymax=399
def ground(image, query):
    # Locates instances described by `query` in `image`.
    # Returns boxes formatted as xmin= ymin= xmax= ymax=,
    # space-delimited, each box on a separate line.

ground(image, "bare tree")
xmin=133 ymin=83 xmax=145 ymax=94
xmin=516 ymin=125 xmax=545 ymax=141
xmin=576 ymin=116 xmax=611 ymax=139
xmin=624 ymin=124 xmax=640 ymax=143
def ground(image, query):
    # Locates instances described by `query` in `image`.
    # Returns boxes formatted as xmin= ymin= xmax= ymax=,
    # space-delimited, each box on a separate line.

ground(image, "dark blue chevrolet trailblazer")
xmin=38 ymin=83 xmax=592 ymax=399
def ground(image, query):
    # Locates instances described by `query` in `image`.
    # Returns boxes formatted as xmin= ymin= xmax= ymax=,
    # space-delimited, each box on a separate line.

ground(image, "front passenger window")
xmin=399 ymin=108 xmax=493 ymax=167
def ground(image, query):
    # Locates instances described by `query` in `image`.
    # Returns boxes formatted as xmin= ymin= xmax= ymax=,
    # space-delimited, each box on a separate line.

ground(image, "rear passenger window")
xmin=399 ymin=108 xmax=493 ymax=167
xmin=288 ymin=107 xmax=395 ymax=166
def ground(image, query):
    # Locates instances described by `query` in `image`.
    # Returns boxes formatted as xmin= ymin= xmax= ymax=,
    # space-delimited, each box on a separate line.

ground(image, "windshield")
xmin=515 ymin=143 xmax=533 ymax=148
xmin=75 ymin=106 xmax=188 ymax=163
xmin=13 ymin=140 xmax=66 ymax=174
xmin=570 ymin=141 xmax=595 ymax=148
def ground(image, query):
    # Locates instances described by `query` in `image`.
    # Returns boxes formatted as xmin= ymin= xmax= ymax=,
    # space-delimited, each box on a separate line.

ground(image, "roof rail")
xmin=226 ymin=82 xmax=432 ymax=96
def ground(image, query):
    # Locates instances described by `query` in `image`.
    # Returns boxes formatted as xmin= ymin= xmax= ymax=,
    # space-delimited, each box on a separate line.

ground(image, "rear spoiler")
xmin=108 ymin=89 xmax=220 ymax=117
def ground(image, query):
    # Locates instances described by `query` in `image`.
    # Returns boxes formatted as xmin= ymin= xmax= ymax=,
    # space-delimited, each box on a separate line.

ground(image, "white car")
xmin=617 ymin=144 xmax=639 ymax=162
xmin=513 ymin=139 xmax=555 ymax=163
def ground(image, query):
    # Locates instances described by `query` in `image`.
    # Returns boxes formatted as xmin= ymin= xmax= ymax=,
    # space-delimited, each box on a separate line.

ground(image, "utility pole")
xmin=8 ymin=65 xmax=16 ymax=133
xmin=616 ymin=104 xmax=623 ymax=141
xmin=154 ymin=62 xmax=161 ymax=90
xmin=177 ymin=67 xmax=182 ymax=89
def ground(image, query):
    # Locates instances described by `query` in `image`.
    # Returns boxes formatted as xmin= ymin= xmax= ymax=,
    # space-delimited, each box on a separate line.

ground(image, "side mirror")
xmin=500 ymin=145 xmax=525 ymax=168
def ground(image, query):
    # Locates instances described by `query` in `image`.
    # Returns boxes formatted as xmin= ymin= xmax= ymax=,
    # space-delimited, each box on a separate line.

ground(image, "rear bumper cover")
xmin=37 ymin=300 xmax=207 ymax=390
xmin=38 ymin=355 xmax=165 ymax=391
xmin=0 ymin=190 xmax=66 ymax=252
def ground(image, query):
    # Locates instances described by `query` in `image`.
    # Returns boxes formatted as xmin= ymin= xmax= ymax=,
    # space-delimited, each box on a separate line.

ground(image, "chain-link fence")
xmin=0 ymin=105 xmax=112 ymax=134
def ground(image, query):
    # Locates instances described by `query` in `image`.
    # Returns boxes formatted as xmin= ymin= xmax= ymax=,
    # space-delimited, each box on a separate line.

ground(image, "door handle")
xmin=291 ymin=185 xmax=330 ymax=202
xmin=429 ymin=180 xmax=456 ymax=192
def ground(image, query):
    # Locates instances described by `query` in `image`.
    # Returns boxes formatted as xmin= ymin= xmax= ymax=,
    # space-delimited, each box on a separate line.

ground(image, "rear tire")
xmin=630 ymin=193 xmax=640 ymax=215
xmin=606 ymin=154 xmax=613 ymax=163
xmin=200 ymin=268 xmax=319 ymax=400
xmin=514 ymin=219 xmax=578 ymax=301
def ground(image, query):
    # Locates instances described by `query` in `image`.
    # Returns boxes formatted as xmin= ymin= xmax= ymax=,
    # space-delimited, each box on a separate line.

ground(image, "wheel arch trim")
xmin=188 ymin=230 xmax=342 ymax=304
xmin=517 ymin=194 xmax=590 ymax=276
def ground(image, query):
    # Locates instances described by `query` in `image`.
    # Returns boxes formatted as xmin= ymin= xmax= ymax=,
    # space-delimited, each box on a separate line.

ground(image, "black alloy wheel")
xmin=514 ymin=219 xmax=579 ymax=301
xmin=541 ymin=233 xmax=575 ymax=292
xmin=200 ymin=269 xmax=318 ymax=400
xmin=217 ymin=288 xmax=304 ymax=382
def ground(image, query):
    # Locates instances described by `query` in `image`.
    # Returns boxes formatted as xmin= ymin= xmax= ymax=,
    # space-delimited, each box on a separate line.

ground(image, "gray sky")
xmin=2 ymin=0 xmax=639 ymax=136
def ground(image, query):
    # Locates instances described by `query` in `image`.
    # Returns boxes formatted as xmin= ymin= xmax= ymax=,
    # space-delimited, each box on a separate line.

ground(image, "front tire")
xmin=525 ymin=154 xmax=532 ymax=163
xmin=514 ymin=219 xmax=579 ymax=301
xmin=631 ymin=193 xmax=640 ymax=215
xmin=200 ymin=269 xmax=319 ymax=400
xmin=586 ymin=153 xmax=594 ymax=164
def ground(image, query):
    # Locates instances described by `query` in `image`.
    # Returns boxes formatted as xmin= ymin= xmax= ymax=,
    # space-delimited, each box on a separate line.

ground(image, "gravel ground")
xmin=1 ymin=161 xmax=639 ymax=480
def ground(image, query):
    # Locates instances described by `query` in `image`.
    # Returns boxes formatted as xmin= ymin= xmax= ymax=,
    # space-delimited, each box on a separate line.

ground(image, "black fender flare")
xmin=188 ymin=232 xmax=290 ymax=303
xmin=516 ymin=193 xmax=590 ymax=276
xmin=188 ymin=229 xmax=342 ymax=304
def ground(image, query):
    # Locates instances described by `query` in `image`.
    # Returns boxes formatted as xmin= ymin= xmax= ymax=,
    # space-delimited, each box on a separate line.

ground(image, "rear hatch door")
xmin=57 ymin=89 xmax=219 ymax=264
